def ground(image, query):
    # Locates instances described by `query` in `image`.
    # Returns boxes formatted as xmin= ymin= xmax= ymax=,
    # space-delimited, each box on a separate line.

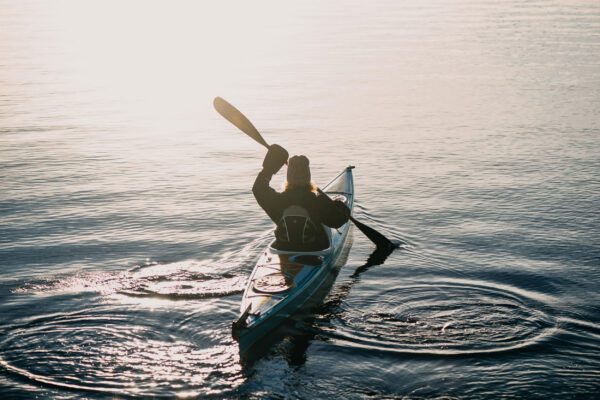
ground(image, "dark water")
xmin=1 ymin=0 xmax=599 ymax=398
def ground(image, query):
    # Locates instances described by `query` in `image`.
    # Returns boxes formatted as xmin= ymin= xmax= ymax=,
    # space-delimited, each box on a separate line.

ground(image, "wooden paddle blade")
xmin=213 ymin=97 xmax=270 ymax=149
xmin=317 ymin=187 xmax=395 ymax=250
xmin=350 ymin=216 xmax=395 ymax=251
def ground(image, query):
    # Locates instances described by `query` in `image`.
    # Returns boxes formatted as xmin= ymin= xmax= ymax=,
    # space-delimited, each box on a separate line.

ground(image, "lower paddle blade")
xmin=350 ymin=216 xmax=395 ymax=251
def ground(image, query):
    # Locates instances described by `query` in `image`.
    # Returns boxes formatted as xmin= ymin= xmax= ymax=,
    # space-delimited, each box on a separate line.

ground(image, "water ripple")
xmin=13 ymin=234 xmax=269 ymax=300
xmin=0 ymin=326 xmax=241 ymax=397
xmin=317 ymin=279 xmax=557 ymax=356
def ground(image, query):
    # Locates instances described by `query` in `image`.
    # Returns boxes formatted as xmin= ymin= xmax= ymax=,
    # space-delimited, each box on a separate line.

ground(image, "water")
xmin=1 ymin=0 xmax=599 ymax=398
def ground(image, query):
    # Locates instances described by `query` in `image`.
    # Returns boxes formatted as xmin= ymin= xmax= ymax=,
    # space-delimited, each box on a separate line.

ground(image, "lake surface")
xmin=1 ymin=0 xmax=599 ymax=398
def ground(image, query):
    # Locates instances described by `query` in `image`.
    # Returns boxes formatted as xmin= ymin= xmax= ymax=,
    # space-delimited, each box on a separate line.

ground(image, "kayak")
xmin=233 ymin=166 xmax=355 ymax=354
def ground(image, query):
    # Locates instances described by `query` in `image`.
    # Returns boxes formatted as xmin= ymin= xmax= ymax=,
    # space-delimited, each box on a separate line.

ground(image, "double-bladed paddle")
xmin=213 ymin=96 xmax=395 ymax=251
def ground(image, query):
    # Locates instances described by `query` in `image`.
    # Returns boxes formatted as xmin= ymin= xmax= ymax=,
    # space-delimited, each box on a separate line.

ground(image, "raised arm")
xmin=252 ymin=144 xmax=288 ymax=223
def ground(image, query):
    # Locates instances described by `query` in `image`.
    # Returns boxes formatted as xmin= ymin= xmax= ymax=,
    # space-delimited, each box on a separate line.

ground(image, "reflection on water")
xmin=1 ymin=0 xmax=600 ymax=398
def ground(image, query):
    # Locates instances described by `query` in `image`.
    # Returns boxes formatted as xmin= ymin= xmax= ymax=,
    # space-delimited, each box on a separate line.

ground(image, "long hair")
xmin=283 ymin=181 xmax=317 ymax=193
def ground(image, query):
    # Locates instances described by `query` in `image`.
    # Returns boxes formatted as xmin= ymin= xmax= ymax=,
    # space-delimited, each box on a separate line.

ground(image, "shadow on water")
xmin=350 ymin=242 xmax=398 ymax=278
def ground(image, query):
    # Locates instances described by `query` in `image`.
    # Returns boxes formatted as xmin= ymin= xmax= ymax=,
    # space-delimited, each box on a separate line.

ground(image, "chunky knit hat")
xmin=286 ymin=155 xmax=311 ymax=186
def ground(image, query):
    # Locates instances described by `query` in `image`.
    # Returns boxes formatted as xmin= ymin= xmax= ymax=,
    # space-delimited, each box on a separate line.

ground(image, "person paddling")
xmin=253 ymin=144 xmax=351 ymax=251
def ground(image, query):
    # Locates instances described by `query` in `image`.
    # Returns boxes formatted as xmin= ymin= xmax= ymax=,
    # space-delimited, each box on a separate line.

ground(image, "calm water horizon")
xmin=1 ymin=0 xmax=599 ymax=398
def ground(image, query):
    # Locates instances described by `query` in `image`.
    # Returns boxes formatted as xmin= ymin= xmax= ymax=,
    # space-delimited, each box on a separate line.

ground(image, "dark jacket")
xmin=252 ymin=169 xmax=349 ymax=248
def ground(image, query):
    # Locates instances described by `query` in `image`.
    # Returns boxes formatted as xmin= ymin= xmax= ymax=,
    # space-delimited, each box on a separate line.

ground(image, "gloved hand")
xmin=333 ymin=200 xmax=351 ymax=221
xmin=262 ymin=144 xmax=289 ymax=175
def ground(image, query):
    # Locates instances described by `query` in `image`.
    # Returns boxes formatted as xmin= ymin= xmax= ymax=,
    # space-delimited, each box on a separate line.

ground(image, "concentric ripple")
xmin=13 ymin=234 xmax=270 ymax=301
xmin=118 ymin=262 xmax=247 ymax=300
xmin=2 ymin=238 xmax=273 ymax=396
xmin=13 ymin=262 xmax=246 ymax=300
xmin=0 ymin=307 xmax=243 ymax=397
xmin=318 ymin=279 xmax=557 ymax=356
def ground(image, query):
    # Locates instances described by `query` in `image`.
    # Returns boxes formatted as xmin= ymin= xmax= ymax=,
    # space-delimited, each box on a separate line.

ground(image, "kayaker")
xmin=253 ymin=144 xmax=351 ymax=251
